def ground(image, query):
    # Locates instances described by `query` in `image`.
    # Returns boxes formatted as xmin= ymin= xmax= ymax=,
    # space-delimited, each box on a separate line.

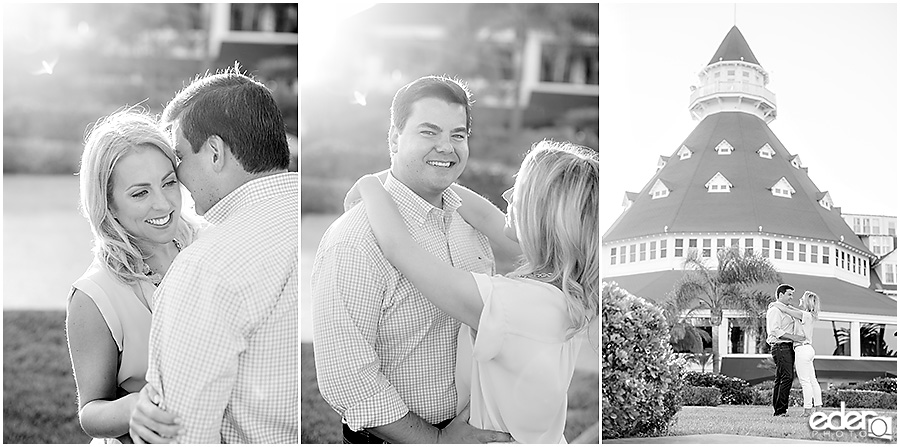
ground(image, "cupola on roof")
xmin=708 ymin=26 xmax=760 ymax=66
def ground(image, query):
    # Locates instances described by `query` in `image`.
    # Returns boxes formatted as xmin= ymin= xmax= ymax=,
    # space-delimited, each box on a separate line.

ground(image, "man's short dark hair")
xmin=162 ymin=66 xmax=290 ymax=173
xmin=776 ymin=284 xmax=794 ymax=298
xmin=389 ymin=75 xmax=473 ymax=137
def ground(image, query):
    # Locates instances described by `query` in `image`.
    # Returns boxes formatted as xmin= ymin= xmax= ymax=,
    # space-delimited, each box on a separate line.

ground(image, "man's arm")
xmin=145 ymin=265 xmax=245 ymax=443
xmin=311 ymin=240 xmax=412 ymax=431
xmin=312 ymin=238 xmax=513 ymax=443
xmin=766 ymin=306 xmax=803 ymax=342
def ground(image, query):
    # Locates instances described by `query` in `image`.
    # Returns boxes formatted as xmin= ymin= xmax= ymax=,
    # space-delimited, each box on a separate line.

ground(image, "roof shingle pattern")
xmin=604 ymin=112 xmax=871 ymax=256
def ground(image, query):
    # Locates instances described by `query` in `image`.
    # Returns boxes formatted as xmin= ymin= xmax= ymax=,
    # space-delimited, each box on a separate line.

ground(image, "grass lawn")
xmin=671 ymin=405 xmax=898 ymax=443
xmin=301 ymin=343 xmax=599 ymax=443
xmin=3 ymin=310 xmax=90 ymax=443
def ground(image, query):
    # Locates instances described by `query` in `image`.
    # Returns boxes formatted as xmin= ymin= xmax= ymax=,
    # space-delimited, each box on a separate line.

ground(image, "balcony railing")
xmin=690 ymin=81 xmax=776 ymax=106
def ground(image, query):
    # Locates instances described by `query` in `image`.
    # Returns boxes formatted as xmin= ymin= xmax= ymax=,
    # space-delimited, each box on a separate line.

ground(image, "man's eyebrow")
xmin=417 ymin=122 xmax=442 ymax=132
xmin=416 ymin=122 xmax=468 ymax=134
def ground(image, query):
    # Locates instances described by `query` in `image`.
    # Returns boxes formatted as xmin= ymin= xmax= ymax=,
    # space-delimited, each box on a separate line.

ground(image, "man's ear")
xmin=205 ymin=135 xmax=228 ymax=172
xmin=388 ymin=125 xmax=400 ymax=155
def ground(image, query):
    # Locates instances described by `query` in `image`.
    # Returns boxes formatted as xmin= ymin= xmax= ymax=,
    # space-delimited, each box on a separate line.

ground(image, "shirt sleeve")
xmin=766 ymin=307 xmax=787 ymax=340
xmin=146 ymin=261 xmax=247 ymax=444
xmin=471 ymin=273 xmax=505 ymax=362
xmin=310 ymin=241 xmax=408 ymax=431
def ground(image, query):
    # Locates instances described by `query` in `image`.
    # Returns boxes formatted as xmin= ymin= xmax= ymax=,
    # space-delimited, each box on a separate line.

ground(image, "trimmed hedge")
xmin=602 ymin=282 xmax=684 ymax=440
xmin=751 ymin=387 xmax=803 ymax=408
xmin=681 ymin=386 xmax=721 ymax=406
xmin=851 ymin=377 xmax=896 ymax=394
xmin=823 ymin=390 xmax=897 ymax=410
xmin=682 ymin=371 xmax=752 ymax=405
xmin=749 ymin=384 xmax=896 ymax=410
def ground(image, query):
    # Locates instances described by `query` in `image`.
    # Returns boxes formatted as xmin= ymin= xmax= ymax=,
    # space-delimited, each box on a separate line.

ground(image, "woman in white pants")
xmin=772 ymin=291 xmax=823 ymax=417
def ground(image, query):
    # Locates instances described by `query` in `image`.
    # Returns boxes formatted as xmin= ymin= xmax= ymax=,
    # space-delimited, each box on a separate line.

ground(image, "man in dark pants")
xmin=766 ymin=284 xmax=805 ymax=417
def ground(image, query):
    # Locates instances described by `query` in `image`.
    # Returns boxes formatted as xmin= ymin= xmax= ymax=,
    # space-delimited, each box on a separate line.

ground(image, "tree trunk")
xmin=711 ymin=324 xmax=720 ymax=374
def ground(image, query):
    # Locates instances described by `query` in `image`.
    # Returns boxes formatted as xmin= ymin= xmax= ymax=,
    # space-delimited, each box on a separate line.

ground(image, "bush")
xmin=751 ymin=387 xmax=803 ymax=408
xmin=602 ymin=282 xmax=684 ymax=440
xmin=681 ymin=386 xmax=721 ymax=406
xmin=823 ymin=389 xmax=896 ymax=410
xmin=301 ymin=177 xmax=353 ymax=215
xmin=682 ymin=371 xmax=753 ymax=405
xmin=3 ymin=138 xmax=83 ymax=175
xmin=850 ymin=377 xmax=896 ymax=394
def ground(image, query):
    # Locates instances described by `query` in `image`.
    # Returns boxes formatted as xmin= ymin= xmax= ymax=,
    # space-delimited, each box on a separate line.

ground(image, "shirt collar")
xmin=384 ymin=173 xmax=462 ymax=225
xmin=203 ymin=172 xmax=297 ymax=225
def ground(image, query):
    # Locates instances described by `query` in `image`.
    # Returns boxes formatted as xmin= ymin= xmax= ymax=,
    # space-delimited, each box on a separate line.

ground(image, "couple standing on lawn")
xmin=66 ymin=67 xmax=297 ymax=443
xmin=766 ymin=283 xmax=823 ymax=418
xmin=311 ymin=75 xmax=599 ymax=443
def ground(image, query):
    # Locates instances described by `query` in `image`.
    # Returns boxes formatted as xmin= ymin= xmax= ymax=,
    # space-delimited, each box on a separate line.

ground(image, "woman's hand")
xmin=129 ymin=383 xmax=183 ymax=444
xmin=344 ymin=169 xmax=390 ymax=212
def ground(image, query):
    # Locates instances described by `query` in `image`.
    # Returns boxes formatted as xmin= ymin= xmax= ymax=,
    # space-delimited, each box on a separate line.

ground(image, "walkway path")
xmin=606 ymin=434 xmax=839 ymax=444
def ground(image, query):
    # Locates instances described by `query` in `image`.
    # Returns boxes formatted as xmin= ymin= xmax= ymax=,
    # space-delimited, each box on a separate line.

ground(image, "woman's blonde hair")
xmin=801 ymin=291 xmax=821 ymax=321
xmin=79 ymin=108 xmax=192 ymax=285
xmin=510 ymin=140 xmax=599 ymax=337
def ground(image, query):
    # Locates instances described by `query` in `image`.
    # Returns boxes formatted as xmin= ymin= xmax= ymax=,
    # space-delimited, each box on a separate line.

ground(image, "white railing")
xmin=690 ymin=81 xmax=776 ymax=106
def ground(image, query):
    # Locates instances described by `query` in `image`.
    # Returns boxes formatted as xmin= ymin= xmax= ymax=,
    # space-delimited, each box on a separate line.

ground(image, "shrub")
xmin=822 ymin=389 xmax=896 ymax=410
xmin=851 ymin=377 xmax=896 ymax=394
xmin=682 ymin=371 xmax=753 ymax=405
xmin=301 ymin=177 xmax=353 ymax=215
xmin=751 ymin=387 xmax=803 ymax=407
xmin=602 ymin=282 xmax=684 ymax=440
xmin=681 ymin=386 xmax=721 ymax=406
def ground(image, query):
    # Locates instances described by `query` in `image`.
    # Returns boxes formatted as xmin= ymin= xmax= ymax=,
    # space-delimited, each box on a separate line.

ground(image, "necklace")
xmin=528 ymin=272 xmax=553 ymax=279
xmin=144 ymin=239 xmax=183 ymax=286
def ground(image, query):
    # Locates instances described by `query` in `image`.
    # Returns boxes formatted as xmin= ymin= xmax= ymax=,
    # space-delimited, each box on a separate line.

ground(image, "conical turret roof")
xmin=604 ymin=112 xmax=870 ymax=256
xmin=708 ymin=26 xmax=760 ymax=66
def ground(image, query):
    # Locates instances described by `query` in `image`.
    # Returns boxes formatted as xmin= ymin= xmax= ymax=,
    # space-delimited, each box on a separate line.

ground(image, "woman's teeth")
xmin=146 ymin=212 xmax=172 ymax=227
xmin=427 ymin=161 xmax=452 ymax=168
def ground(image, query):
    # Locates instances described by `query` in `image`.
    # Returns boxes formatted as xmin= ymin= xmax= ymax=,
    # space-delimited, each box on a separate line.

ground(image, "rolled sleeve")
xmin=311 ymin=241 xmax=408 ymax=431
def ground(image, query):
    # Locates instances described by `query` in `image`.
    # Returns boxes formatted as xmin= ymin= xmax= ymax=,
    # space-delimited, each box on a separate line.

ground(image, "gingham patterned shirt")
xmin=311 ymin=174 xmax=494 ymax=432
xmin=147 ymin=172 xmax=298 ymax=443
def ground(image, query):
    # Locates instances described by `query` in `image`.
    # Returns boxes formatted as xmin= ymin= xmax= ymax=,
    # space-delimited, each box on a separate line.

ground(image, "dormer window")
xmin=622 ymin=192 xmax=637 ymax=209
xmin=657 ymin=155 xmax=669 ymax=172
xmin=771 ymin=177 xmax=795 ymax=198
xmin=790 ymin=155 xmax=803 ymax=169
xmin=705 ymin=172 xmax=732 ymax=193
xmin=758 ymin=143 xmax=774 ymax=159
xmin=716 ymin=140 xmax=734 ymax=155
xmin=818 ymin=192 xmax=833 ymax=210
xmin=677 ymin=145 xmax=692 ymax=160
xmin=650 ymin=179 xmax=671 ymax=199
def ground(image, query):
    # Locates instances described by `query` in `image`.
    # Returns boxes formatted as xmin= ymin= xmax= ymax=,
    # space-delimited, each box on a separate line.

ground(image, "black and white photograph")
xmin=299 ymin=3 xmax=600 ymax=444
xmin=3 ymin=3 xmax=298 ymax=443
xmin=600 ymin=3 xmax=898 ymax=443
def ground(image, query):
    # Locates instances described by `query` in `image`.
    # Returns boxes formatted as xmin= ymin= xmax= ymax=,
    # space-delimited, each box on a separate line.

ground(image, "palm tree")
xmin=668 ymin=247 xmax=781 ymax=374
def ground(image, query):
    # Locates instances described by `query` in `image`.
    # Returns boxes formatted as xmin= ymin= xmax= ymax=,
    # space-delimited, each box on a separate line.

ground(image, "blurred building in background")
xmin=3 ymin=3 xmax=297 ymax=174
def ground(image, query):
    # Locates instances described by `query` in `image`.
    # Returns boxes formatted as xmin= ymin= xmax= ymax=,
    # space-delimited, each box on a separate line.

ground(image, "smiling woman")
xmin=65 ymin=109 xmax=200 ymax=442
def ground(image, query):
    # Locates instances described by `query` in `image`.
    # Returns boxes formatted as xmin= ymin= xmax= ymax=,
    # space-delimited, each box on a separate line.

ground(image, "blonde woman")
xmin=772 ymin=291 xmax=823 ymax=417
xmin=66 ymin=110 xmax=198 ymax=443
xmin=355 ymin=140 xmax=599 ymax=443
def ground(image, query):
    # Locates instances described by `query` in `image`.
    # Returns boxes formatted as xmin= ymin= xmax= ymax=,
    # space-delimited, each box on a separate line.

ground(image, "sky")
xmin=597 ymin=3 xmax=898 ymax=233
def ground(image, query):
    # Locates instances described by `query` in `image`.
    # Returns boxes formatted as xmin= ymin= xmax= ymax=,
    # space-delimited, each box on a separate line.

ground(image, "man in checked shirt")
xmin=126 ymin=68 xmax=298 ymax=443
xmin=311 ymin=76 xmax=515 ymax=443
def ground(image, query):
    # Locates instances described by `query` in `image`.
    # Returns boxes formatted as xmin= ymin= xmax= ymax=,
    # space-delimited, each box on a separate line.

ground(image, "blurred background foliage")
xmin=300 ymin=3 xmax=599 ymax=214
xmin=3 ymin=3 xmax=298 ymax=175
